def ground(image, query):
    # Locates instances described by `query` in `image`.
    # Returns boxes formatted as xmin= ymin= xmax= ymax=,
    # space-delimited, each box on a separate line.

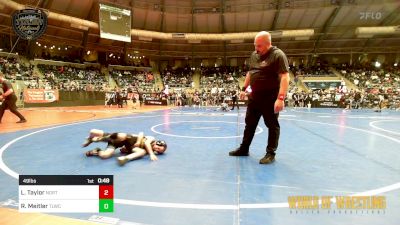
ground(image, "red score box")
xmin=99 ymin=185 xmax=114 ymax=199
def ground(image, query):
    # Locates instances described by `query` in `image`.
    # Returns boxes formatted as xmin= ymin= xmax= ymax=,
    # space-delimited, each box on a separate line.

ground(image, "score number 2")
xmin=99 ymin=185 xmax=113 ymax=199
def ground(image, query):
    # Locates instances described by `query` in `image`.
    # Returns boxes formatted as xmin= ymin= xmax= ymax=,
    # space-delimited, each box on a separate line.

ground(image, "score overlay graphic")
xmin=19 ymin=175 xmax=113 ymax=213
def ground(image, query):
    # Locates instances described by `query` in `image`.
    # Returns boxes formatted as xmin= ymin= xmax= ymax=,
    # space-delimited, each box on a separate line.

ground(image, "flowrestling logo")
xmin=12 ymin=8 xmax=47 ymax=40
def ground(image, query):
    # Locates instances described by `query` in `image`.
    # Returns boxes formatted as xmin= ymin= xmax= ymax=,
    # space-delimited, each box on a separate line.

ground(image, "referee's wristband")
xmin=277 ymin=94 xmax=285 ymax=101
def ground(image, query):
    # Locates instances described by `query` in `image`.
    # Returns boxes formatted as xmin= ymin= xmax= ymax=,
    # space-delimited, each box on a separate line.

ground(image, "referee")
xmin=230 ymin=88 xmax=239 ymax=110
xmin=229 ymin=31 xmax=289 ymax=164
xmin=0 ymin=71 xmax=27 ymax=123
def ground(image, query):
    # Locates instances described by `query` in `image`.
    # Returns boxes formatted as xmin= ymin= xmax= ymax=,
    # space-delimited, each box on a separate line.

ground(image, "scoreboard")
xmin=99 ymin=3 xmax=131 ymax=42
xmin=19 ymin=175 xmax=113 ymax=213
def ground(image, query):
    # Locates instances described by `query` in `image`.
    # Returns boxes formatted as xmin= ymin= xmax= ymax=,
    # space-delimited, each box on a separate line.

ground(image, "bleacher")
xmin=199 ymin=66 xmax=242 ymax=92
xmin=0 ymin=56 xmax=33 ymax=81
xmin=37 ymin=64 xmax=107 ymax=91
xmin=335 ymin=63 xmax=400 ymax=90
xmin=110 ymin=69 xmax=156 ymax=93
xmin=291 ymin=62 xmax=336 ymax=78
xmin=288 ymin=63 xmax=400 ymax=110
xmin=161 ymin=66 xmax=193 ymax=89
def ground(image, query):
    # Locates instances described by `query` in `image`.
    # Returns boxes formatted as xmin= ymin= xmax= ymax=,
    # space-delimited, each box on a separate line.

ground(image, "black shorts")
xmin=119 ymin=146 xmax=133 ymax=154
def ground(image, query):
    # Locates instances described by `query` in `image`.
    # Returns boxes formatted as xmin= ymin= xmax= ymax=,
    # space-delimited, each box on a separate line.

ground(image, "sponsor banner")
xmin=126 ymin=93 xmax=139 ymax=99
xmin=24 ymin=89 xmax=59 ymax=103
xmin=228 ymin=100 xmax=248 ymax=106
xmin=144 ymin=99 xmax=167 ymax=106
xmin=314 ymin=100 xmax=340 ymax=108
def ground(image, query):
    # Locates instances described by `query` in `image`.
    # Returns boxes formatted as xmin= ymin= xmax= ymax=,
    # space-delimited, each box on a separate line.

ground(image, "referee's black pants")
xmin=231 ymin=97 xmax=239 ymax=110
xmin=240 ymin=91 xmax=280 ymax=154
xmin=0 ymin=95 xmax=26 ymax=122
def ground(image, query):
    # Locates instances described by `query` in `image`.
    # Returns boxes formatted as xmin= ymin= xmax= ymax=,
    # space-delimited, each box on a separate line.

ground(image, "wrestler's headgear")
xmin=155 ymin=140 xmax=167 ymax=151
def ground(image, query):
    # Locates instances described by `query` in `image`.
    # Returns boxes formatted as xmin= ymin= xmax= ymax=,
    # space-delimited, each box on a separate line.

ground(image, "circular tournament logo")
xmin=12 ymin=9 xmax=47 ymax=40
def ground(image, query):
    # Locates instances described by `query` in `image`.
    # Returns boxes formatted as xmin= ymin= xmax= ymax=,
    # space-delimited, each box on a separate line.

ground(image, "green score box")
xmin=99 ymin=199 xmax=114 ymax=212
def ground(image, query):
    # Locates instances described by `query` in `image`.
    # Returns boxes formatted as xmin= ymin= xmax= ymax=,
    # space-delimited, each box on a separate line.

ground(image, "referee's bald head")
xmin=254 ymin=31 xmax=272 ymax=55
xmin=255 ymin=31 xmax=271 ymax=43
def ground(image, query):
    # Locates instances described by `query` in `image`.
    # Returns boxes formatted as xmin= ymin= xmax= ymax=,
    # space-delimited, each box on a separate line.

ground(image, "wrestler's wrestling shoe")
xmin=82 ymin=138 xmax=93 ymax=147
xmin=229 ymin=147 xmax=249 ymax=156
xmin=85 ymin=148 xmax=100 ymax=157
xmin=259 ymin=152 xmax=275 ymax=164
xmin=117 ymin=156 xmax=128 ymax=166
